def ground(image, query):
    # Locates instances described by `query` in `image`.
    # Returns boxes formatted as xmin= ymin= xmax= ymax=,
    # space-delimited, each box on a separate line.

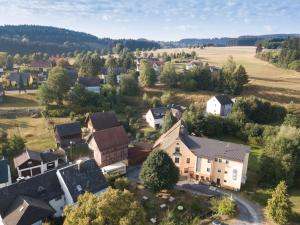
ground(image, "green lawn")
xmin=1 ymin=93 xmax=40 ymax=109
xmin=0 ymin=116 xmax=71 ymax=151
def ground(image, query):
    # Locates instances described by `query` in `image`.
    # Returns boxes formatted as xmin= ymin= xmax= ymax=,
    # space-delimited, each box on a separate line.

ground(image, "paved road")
xmin=5 ymin=89 xmax=37 ymax=94
xmin=127 ymin=166 xmax=262 ymax=225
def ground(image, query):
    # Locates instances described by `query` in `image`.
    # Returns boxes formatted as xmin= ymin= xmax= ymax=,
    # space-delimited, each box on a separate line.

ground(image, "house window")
xmin=175 ymin=157 xmax=180 ymax=164
xmin=186 ymin=158 xmax=190 ymax=163
xmin=207 ymin=159 xmax=211 ymax=163
xmin=224 ymin=180 xmax=227 ymax=183
xmin=225 ymin=171 xmax=228 ymax=174
xmin=47 ymin=162 xmax=55 ymax=170
xmin=214 ymin=158 xmax=218 ymax=162
xmin=218 ymin=158 xmax=222 ymax=163
xmin=184 ymin=168 xmax=188 ymax=173
xmin=233 ymin=169 xmax=238 ymax=181
xmin=207 ymin=168 xmax=210 ymax=172
xmin=226 ymin=160 xmax=229 ymax=164
xmin=218 ymin=169 xmax=221 ymax=173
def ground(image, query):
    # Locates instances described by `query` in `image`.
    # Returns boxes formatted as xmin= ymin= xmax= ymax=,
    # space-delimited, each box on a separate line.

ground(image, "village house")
xmin=86 ymin=111 xmax=120 ymax=132
xmin=29 ymin=60 xmax=53 ymax=72
xmin=86 ymin=111 xmax=129 ymax=167
xmin=6 ymin=72 xmax=32 ymax=89
xmin=13 ymin=149 xmax=67 ymax=178
xmin=0 ymin=159 xmax=12 ymax=188
xmin=145 ymin=107 xmax=169 ymax=129
xmin=56 ymin=159 xmax=108 ymax=204
xmin=185 ymin=61 xmax=203 ymax=70
xmin=55 ymin=122 xmax=82 ymax=148
xmin=77 ymin=76 xmax=102 ymax=93
xmin=136 ymin=58 xmax=163 ymax=73
xmin=0 ymin=67 xmax=3 ymax=74
xmin=0 ymin=84 xmax=4 ymax=103
xmin=145 ymin=105 xmax=186 ymax=129
xmin=206 ymin=94 xmax=233 ymax=117
xmin=154 ymin=120 xmax=250 ymax=191
xmin=0 ymin=159 xmax=107 ymax=225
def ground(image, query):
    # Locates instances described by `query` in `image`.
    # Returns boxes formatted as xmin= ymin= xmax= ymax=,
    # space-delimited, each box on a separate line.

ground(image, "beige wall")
xmin=163 ymin=140 xmax=249 ymax=191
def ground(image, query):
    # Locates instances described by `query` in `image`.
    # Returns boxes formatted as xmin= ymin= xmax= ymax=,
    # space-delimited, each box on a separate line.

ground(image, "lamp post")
xmin=69 ymin=141 xmax=75 ymax=161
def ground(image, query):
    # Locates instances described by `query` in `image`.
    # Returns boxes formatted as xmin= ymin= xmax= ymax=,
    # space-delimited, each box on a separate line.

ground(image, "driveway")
xmin=177 ymin=181 xmax=262 ymax=225
xmin=127 ymin=166 xmax=262 ymax=225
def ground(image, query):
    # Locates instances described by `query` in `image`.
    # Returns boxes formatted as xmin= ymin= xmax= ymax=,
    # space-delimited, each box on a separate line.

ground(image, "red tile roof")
xmin=30 ymin=60 xmax=52 ymax=68
xmin=92 ymin=126 xmax=129 ymax=151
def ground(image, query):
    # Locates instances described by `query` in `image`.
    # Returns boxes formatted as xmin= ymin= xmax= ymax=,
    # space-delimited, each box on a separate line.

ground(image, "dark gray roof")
xmin=0 ymin=169 xmax=63 ymax=218
xmin=40 ymin=150 xmax=65 ymax=163
xmin=154 ymin=120 xmax=250 ymax=162
xmin=78 ymin=77 xmax=101 ymax=87
xmin=57 ymin=159 xmax=108 ymax=202
xmin=87 ymin=111 xmax=119 ymax=130
xmin=150 ymin=107 xmax=168 ymax=119
xmin=3 ymin=195 xmax=55 ymax=225
xmin=14 ymin=150 xmax=41 ymax=168
xmin=14 ymin=149 xmax=65 ymax=168
xmin=55 ymin=122 xmax=81 ymax=138
xmin=214 ymin=94 xmax=233 ymax=105
xmin=183 ymin=135 xmax=250 ymax=162
xmin=7 ymin=73 xmax=30 ymax=82
xmin=0 ymin=159 xmax=8 ymax=183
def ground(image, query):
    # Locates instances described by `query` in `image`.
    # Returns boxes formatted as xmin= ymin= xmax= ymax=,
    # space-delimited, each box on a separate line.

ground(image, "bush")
xmin=114 ymin=177 xmax=130 ymax=190
xmin=211 ymin=196 xmax=236 ymax=217
xmin=44 ymin=108 xmax=71 ymax=117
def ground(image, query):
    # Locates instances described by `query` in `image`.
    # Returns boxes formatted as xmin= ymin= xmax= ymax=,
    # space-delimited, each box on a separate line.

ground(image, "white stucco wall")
xmin=0 ymin=165 xmax=12 ymax=188
xmin=206 ymin=97 xmax=222 ymax=115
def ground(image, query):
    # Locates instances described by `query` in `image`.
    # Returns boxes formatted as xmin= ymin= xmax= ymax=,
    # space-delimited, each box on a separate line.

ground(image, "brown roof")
xmin=154 ymin=120 xmax=250 ymax=162
xmin=90 ymin=126 xmax=129 ymax=151
xmin=14 ymin=150 xmax=41 ymax=168
xmin=30 ymin=60 xmax=52 ymax=68
xmin=87 ymin=111 xmax=120 ymax=131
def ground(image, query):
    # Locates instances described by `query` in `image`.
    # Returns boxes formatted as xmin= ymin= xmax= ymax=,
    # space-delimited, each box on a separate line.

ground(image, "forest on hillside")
xmin=0 ymin=25 xmax=160 ymax=55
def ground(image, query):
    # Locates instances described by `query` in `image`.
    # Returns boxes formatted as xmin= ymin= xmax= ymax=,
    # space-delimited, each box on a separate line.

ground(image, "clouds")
xmin=0 ymin=0 xmax=299 ymax=40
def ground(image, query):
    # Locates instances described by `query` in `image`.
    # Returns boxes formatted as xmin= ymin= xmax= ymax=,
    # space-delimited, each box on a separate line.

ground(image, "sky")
xmin=0 ymin=0 xmax=300 ymax=41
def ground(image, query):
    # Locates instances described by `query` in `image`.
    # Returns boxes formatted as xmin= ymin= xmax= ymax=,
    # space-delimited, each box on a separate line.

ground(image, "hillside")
xmin=161 ymin=34 xmax=300 ymax=48
xmin=0 ymin=25 xmax=160 ymax=55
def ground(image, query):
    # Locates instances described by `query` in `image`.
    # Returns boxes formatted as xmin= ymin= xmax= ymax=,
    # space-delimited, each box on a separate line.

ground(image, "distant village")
xmin=0 ymin=46 xmax=299 ymax=225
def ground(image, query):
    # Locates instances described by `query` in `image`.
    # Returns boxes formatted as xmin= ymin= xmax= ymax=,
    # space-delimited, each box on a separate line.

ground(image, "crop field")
xmin=152 ymin=46 xmax=300 ymax=109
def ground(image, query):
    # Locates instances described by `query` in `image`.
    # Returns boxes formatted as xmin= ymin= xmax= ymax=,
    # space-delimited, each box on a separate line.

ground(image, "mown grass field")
xmin=152 ymin=46 xmax=300 ymax=109
xmin=0 ymin=116 xmax=71 ymax=151
xmin=0 ymin=93 xmax=40 ymax=109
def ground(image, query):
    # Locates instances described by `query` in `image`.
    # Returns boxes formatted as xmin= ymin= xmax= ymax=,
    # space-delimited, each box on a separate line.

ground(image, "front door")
xmin=216 ymin=178 xmax=221 ymax=186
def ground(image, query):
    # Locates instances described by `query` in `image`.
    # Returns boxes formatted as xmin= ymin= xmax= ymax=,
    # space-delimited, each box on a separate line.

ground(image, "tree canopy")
xmin=37 ymin=66 xmax=71 ymax=106
xmin=267 ymin=181 xmax=292 ymax=225
xmin=63 ymin=188 xmax=146 ymax=225
xmin=139 ymin=60 xmax=156 ymax=87
xmin=140 ymin=149 xmax=179 ymax=192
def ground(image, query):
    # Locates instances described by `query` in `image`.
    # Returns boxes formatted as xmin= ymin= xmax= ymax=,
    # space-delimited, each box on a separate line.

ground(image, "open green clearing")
xmin=152 ymin=46 xmax=300 ymax=109
xmin=0 ymin=93 xmax=40 ymax=109
xmin=0 ymin=116 xmax=71 ymax=150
